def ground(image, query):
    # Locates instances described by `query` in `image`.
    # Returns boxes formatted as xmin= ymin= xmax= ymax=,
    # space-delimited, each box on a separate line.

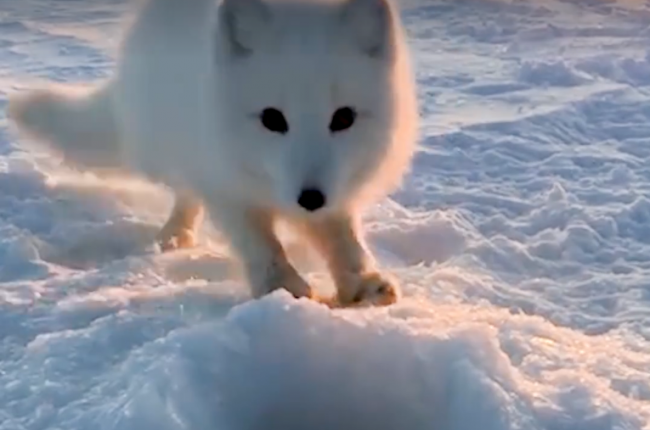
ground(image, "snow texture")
xmin=1 ymin=0 xmax=650 ymax=429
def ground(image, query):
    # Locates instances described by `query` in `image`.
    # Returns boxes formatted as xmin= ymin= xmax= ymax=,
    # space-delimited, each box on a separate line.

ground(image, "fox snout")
xmin=276 ymin=147 xmax=337 ymax=213
xmin=288 ymin=155 xmax=331 ymax=213
xmin=297 ymin=187 xmax=327 ymax=212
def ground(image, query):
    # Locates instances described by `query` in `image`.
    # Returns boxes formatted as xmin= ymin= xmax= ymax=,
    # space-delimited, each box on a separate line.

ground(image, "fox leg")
xmin=299 ymin=213 xmax=400 ymax=307
xmin=207 ymin=201 xmax=313 ymax=299
xmin=157 ymin=192 xmax=204 ymax=251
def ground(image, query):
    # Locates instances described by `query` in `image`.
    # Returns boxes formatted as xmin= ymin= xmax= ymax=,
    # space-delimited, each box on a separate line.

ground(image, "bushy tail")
xmin=6 ymin=82 xmax=123 ymax=170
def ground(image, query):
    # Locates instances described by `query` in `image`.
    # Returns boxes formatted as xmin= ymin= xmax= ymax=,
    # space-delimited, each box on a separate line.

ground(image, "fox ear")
xmin=339 ymin=0 xmax=394 ymax=59
xmin=218 ymin=0 xmax=270 ymax=57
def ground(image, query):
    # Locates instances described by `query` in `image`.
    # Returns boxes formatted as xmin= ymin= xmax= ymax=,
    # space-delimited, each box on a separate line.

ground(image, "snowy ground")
xmin=1 ymin=0 xmax=650 ymax=429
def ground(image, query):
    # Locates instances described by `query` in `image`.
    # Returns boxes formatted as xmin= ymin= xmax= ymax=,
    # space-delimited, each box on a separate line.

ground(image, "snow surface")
xmin=1 ymin=0 xmax=650 ymax=429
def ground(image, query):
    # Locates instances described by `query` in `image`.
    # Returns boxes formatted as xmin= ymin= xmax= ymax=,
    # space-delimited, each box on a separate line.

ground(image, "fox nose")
xmin=297 ymin=188 xmax=326 ymax=211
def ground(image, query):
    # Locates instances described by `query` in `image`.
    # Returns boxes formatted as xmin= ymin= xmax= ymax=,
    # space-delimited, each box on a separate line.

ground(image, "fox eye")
xmin=260 ymin=108 xmax=289 ymax=134
xmin=329 ymin=107 xmax=357 ymax=133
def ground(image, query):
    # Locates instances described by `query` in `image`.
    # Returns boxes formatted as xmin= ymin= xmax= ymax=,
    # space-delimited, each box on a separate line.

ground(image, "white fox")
xmin=7 ymin=0 xmax=419 ymax=307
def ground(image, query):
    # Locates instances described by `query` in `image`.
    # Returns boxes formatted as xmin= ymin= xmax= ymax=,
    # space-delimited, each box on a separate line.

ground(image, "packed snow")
xmin=1 ymin=0 xmax=650 ymax=429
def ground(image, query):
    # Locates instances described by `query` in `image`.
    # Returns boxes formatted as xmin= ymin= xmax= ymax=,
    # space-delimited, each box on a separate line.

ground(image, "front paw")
xmin=156 ymin=227 xmax=196 ymax=252
xmin=282 ymin=272 xmax=314 ymax=299
xmin=253 ymin=264 xmax=314 ymax=300
xmin=336 ymin=272 xmax=401 ymax=308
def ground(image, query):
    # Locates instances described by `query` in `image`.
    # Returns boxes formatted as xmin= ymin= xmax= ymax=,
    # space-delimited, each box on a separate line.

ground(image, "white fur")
xmin=6 ymin=0 xmax=419 ymax=307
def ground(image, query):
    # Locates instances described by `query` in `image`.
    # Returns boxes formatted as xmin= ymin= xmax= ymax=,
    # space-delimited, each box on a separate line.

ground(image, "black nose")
xmin=297 ymin=188 xmax=326 ymax=211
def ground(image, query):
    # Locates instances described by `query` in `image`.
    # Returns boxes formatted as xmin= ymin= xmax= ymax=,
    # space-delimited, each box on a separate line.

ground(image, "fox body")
xmin=7 ymin=0 xmax=419 ymax=306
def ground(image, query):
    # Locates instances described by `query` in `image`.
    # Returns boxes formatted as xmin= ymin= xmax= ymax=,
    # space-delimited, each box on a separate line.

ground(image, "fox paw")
xmin=255 ymin=265 xmax=314 ymax=300
xmin=336 ymin=272 xmax=401 ymax=308
xmin=156 ymin=227 xmax=197 ymax=252
xmin=281 ymin=274 xmax=314 ymax=300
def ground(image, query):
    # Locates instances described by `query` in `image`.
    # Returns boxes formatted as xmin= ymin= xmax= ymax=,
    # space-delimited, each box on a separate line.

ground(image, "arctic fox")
xmin=7 ymin=0 xmax=419 ymax=307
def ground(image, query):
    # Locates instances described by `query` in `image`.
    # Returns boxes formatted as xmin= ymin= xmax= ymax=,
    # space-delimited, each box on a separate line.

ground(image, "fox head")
xmin=212 ymin=0 xmax=419 ymax=217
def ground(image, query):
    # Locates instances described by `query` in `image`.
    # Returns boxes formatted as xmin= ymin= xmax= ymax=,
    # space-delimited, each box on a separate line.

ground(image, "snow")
xmin=1 ymin=0 xmax=650 ymax=428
